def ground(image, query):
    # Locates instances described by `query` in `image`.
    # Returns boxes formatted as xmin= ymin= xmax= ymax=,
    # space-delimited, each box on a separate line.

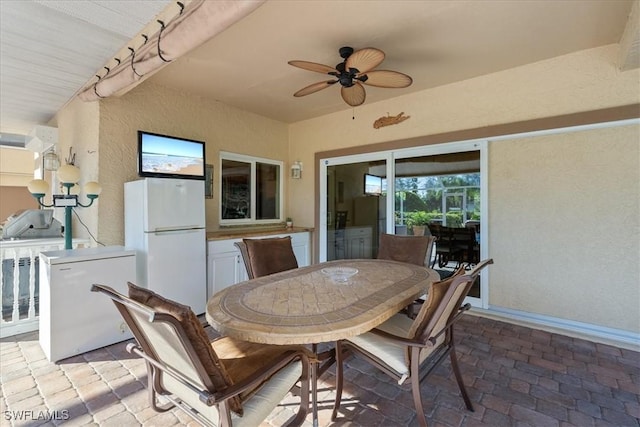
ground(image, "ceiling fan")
xmin=288 ymin=46 xmax=413 ymax=107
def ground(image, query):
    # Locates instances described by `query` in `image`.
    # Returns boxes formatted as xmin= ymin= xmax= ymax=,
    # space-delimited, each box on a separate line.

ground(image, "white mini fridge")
xmin=39 ymin=246 xmax=136 ymax=362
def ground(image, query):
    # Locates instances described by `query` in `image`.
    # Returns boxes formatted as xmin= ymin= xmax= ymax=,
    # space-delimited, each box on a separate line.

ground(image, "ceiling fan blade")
xmin=341 ymin=82 xmax=366 ymax=106
xmin=361 ymin=70 xmax=413 ymax=88
xmin=293 ymin=80 xmax=337 ymax=97
xmin=345 ymin=48 xmax=385 ymax=73
xmin=288 ymin=60 xmax=337 ymax=74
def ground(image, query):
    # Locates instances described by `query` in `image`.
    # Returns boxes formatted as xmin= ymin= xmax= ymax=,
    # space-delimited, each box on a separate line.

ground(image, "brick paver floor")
xmin=1 ymin=314 xmax=638 ymax=426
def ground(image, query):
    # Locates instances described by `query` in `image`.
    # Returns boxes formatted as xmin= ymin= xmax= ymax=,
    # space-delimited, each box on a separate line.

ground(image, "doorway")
xmin=319 ymin=141 xmax=488 ymax=307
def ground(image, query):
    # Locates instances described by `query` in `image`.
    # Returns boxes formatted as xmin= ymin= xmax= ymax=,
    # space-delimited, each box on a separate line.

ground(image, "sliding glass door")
xmin=319 ymin=140 xmax=488 ymax=307
xmin=321 ymin=154 xmax=390 ymax=261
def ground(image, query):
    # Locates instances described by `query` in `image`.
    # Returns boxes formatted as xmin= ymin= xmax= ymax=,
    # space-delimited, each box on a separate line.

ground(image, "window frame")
xmin=219 ymin=151 xmax=284 ymax=225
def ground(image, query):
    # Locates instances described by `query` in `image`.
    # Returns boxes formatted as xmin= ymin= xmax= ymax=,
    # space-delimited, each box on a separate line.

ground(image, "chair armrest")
xmin=428 ymin=303 xmax=471 ymax=344
xmin=127 ymin=343 xmax=218 ymax=405
xmin=367 ymin=328 xmax=434 ymax=349
xmin=129 ymin=343 xmax=308 ymax=406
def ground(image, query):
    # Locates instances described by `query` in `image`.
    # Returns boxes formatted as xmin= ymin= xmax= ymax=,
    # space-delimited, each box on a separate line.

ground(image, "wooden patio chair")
xmin=92 ymin=283 xmax=312 ymax=427
xmin=234 ymin=236 xmax=298 ymax=279
xmin=331 ymin=259 xmax=494 ymax=426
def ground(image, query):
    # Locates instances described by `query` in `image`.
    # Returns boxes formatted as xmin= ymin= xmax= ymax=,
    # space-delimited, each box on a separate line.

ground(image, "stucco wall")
xmin=96 ymin=82 xmax=289 ymax=244
xmin=51 ymin=98 xmax=100 ymax=244
xmin=489 ymin=124 xmax=640 ymax=332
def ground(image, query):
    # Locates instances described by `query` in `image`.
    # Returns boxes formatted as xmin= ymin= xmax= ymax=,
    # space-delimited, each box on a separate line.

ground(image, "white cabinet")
xmin=207 ymin=231 xmax=311 ymax=297
xmin=208 ymin=249 xmax=248 ymax=295
xmin=328 ymin=226 xmax=372 ymax=260
xmin=347 ymin=227 xmax=372 ymax=259
xmin=39 ymin=246 xmax=136 ymax=362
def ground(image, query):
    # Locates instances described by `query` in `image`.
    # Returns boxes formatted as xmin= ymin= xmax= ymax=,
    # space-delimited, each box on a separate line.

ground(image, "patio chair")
xmin=235 ymin=236 xmax=298 ymax=279
xmin=376 ymin=233 xmax=437 ymax=267
xmin=91 ymin=283 xmax=312 ymax=427
xmin=331 ymin=258 xmax=494 ymax=427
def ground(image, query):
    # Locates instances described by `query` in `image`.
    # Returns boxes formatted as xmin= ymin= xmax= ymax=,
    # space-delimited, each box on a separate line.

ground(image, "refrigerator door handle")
xmin=150 ymin=226 xmax=203 ymax=233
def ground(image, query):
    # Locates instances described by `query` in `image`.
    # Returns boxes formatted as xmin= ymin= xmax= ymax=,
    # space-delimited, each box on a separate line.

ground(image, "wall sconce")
xmin=291 ymin=161 xmax=302 ymax=179
xmin=28 ymin=164 xmax=101 ymax=250
xmin=43 ymin=150 xmax=60 ymax=171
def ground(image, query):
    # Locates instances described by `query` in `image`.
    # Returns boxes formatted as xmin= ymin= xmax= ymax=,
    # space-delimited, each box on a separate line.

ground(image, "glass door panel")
xmin=325 ymin=160 xmax=386 ymax=261
xmin=394 ymin=150 xmax=482 ymax=300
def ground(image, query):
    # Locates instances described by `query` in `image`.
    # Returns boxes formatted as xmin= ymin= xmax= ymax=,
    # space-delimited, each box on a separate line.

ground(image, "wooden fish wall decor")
xmin=373 ymin=112 xmax=410 ymax=129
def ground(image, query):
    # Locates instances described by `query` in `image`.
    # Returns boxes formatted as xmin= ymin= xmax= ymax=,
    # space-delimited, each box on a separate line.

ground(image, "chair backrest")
xmin=91 ymin=283 xmax=243 ymax=414
xmin=409 ymin=258 xmax=493 ymax=344
xmin=234 ymin=236 xmax=298 ymax=279
xmin=377 ymin=233 xmax=437 ymax=267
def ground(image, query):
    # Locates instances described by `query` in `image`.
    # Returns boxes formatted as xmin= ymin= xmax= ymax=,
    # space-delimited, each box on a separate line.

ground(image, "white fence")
xmin=0 ymin=239 xmax=89 ymax=338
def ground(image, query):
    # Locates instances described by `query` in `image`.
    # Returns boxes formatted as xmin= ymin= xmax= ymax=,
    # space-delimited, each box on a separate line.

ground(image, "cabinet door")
xmin=348 ymin=235 xmax=372 ymax=259
xmin=208 ymin=252 xmax=241 ymax=296
xmin=292 ymin=241 xmax=309 ymax=267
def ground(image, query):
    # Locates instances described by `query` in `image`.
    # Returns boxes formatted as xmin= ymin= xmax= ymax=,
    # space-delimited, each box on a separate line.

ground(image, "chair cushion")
xmin=243 ymin=237 xmax=298 ymax=278
xmin=377 ymin=233 xmax=430 ymax=266
xmin=212 ymin=336 xmax=315 ymax=400
xmin=347 ymin=313 xmax=412 ymax=381
xmin=127 ymin=283 xmax=243 ymax=415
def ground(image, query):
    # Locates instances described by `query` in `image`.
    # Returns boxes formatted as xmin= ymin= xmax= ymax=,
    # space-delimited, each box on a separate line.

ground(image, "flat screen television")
xmin=137 ymin=131 xmax=205 ymax=180
xmin=364 ymin=173 xmax=383 ymax=195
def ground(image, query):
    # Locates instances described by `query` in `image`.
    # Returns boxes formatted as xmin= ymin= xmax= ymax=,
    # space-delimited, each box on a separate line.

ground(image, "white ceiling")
xmin=1 ymin=0 xmax=637 ymax=141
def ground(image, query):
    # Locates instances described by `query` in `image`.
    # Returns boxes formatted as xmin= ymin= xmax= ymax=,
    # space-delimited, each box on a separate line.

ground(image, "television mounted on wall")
xmin=364 ymin=173 xmax=383 ymax=196
xmin=137 ymin=131 xmax=205 ymax=180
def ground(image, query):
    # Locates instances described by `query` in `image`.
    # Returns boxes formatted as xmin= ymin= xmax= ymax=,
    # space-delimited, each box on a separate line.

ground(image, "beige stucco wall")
xmin=50 ymin=98 xmax=101 ymax=244
xmin=489 ymin=124 xmax=639 ymax=331
xmin=93 ymin=82 xmax=288 ymax=245
xmin=0 ymin=146 xmax=35 ymax=187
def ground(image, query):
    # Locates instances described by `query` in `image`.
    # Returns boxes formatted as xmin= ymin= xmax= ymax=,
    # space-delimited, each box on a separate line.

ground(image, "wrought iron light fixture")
xmin=28 ymin=164 xmax=101 ymax=250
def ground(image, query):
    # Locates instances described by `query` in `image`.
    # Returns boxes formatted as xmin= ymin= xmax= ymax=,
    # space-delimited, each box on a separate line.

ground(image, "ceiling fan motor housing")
xmin=339 ymin=46 xmax=354 ymax=59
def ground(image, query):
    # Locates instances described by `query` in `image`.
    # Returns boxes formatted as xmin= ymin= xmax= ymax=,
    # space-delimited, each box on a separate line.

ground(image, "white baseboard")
xmin=469 ymin=305 xmax=640 ymax=352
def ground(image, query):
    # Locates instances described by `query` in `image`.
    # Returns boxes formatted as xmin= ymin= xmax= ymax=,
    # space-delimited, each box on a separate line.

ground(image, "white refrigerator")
xmin=125 ymin=178 xmax=206 ymax=314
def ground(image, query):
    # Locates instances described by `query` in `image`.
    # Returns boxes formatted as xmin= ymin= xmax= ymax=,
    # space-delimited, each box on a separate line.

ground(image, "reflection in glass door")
xmin=394 ymin=149 xmax=483 ymax=300
xmin=444 ymin=192 xmax=464 ymax=227
xmin=324 ymin=159 xmax=387 ymax=261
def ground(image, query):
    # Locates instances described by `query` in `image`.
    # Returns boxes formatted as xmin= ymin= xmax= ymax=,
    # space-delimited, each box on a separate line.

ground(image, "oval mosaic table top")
xmin=206 ymin=259 xmax=440 ymax=345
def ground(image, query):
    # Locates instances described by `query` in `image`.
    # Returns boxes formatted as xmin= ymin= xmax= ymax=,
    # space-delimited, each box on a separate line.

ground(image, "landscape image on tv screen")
xmin=364 ymin=174 xmax=382 ymax=195
xmin=140 ymin=133 xmax=204 ymax=177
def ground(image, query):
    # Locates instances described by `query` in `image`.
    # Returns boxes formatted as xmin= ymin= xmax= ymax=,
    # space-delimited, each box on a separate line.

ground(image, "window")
xmin=219 ymin=152 xmax=283 ymax=224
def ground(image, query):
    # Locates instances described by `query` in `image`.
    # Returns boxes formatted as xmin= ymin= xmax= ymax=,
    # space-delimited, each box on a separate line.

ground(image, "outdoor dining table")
xmin=206 ymin=258 xmax=440 ymax=426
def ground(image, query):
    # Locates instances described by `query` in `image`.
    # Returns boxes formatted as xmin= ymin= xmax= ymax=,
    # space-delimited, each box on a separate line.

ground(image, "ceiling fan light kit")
xmin=289 ymin=46 xmax=413 ymax=107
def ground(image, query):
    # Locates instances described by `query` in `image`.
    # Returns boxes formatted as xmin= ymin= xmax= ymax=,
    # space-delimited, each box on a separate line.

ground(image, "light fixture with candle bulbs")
xmin=27 ymin=162 xmax=101 ymax=250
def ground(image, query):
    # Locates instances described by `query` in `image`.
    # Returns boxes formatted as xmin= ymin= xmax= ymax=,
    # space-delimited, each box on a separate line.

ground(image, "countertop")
xmin=206 ymin=226 xmax=313 ymax=241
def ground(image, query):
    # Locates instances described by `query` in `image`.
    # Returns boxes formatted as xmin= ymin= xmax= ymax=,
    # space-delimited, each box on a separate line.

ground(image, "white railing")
xmin=0 ymin=238 xmax=89 ymax=338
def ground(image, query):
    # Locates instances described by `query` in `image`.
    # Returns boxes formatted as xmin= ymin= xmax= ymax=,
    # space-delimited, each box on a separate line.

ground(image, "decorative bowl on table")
xmin=321 ymin=267 xmax=358 ymax=283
